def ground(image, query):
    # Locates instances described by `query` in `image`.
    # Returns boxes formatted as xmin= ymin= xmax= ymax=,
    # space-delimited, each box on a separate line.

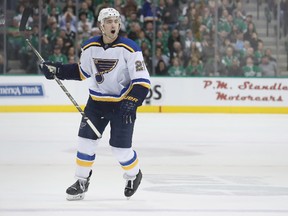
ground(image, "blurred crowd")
xmin=4 ymin=0 xmax=287 ymax=77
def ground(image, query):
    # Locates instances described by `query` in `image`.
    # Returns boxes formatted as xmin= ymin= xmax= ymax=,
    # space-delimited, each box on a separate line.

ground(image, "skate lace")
xmin=123 ymin=174 xmax=136 ymax=189
xmin=78 ymin=180 xmax=86 ymax=191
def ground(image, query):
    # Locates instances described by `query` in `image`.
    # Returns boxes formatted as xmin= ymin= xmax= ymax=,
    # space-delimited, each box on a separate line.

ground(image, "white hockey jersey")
xmin=79 ymin=36 xmax=151 ymax=102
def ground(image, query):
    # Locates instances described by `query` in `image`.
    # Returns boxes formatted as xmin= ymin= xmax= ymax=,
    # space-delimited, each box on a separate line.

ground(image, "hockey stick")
xmin=19 ymin=7 xmax=102 ymax=138
xmin=25 ymin=40 xmax=102 ymax=138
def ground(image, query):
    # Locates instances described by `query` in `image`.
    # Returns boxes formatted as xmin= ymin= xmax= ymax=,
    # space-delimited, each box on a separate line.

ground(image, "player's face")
xmin=102 ymin=17 xmax=120 ymax=43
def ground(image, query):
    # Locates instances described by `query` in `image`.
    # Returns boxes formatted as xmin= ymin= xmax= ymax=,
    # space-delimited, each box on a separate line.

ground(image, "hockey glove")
xmin=120 ymin=96 xmax=139 ymax=124
xmin=39 ymin=61 xmax=63 ymax=80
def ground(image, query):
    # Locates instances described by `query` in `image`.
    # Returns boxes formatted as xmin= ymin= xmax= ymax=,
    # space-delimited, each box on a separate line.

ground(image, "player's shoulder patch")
xmin=112 ymin=37 xmax=141 ymax=53
xmin=82 ymin=36 xmax=102 ymax=50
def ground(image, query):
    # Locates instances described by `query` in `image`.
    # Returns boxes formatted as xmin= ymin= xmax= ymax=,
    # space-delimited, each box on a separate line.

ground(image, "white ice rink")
xmin=1 ymin=112 xmax=288 ymax=216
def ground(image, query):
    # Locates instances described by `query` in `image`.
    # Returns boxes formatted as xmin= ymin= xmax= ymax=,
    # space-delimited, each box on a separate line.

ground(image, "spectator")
xmin=187 ymin=6 xmax=201 ymax=41
xmin=123 ymin=0 xmax=138 ymax=18
xmin=155 ymin=29 xmax=169 ymax=57
xmin=90 ymin=27 xmax=102 ymax=37
xmin=67 ymin=46 xmax=77 ymax=64
xmin=168 ymin=57 xmax=185 ymax=76
xmin=232 ymin=1 xmax=246 ymax=20
xmin=155 ymin=59 xmax=169 ymax=76
xmin=264 ymin=48 xmax=277 ymax=62
xmin=154 ymin=47 xmax=170 ymax=68
xmin=162 ymin=0 xmax=179 ymax=31
xmin=6 ymin=17 xmax=22 ymax=59
xmin=243 ymin=22 xmax=255 ymax=42
xmin=184 ymin=41 xmax=202 ymax=67
xmin=125 ymin=12 xmax=142 ymax=34
xmin=59 ymin=8 xmax=77 ymax=32
xmin=259 ymin=55 xmax=278 ymax=77
xmin=238 ymin=40 xmax=250 ymax=61
xmin=156 ymin=0 xmax=166 ymax=22
xmin=186 ymin=56 xmax=204 ymax=76
xmin=135 ymin=30 xmax=151 ymax=52
xmin=167 ymin=29 xmax=182 ymax=62
xmin=227 ymin=24 xmax=238 ymax=44
xmin=254 ymin=40 xmax=264 ymax=63
xmin=227 ymin=58 xmax=243 ymax=77
xmin=79 ymin=1 xmax=95 ymax=25
xmin=234 ymin=31 xmax=245 ymax=53
xmin=202 ymin=6 xmax=213 ymax=33
xmin=218 ymin=9 xmax=232 ymax=35
xmin=240 ymin=47 xmax=258 ymax=66
xmin=242 ymin=56 xmax=261 ymax=77
xmin=233 ymin=10 xmax=247 ymax=33
xmin=170 ymin=41 xmax=184 ymax=65
xmin=78 ymin=11 xmax=93 ymax=33
xmin=141 ymin=0 xmax=156 ymax=22
xmin=62 ymin=0 xmax=76 ymax=15
xmin=203 ymin=54 xmax=227 ymax=76
xmin=19 ymin=25 xmax=39 ymax=74
xmin=219 ymin=37 xmax=232 ymax=57
xmin=48 ymin=5 xmax=61 ymax=24
xmin=221 ymin=45 xmax=239 ymax=70
xmin=144 ymin=21 xmax=154 ymax=42
xmin=218 ymin=0 xmax=233 ymax=18
xmin=48 ymin=45 xmax=68 ymax=64
xmin=202 ymin=37 xmax=215 ymax=67
xmin=182 ymin=29 xmax=195 ymax=54
xmin=244 ymin=14 xmax=256 ymax=31
xmin=249 ymin=32 xmax=260 ymax=52
xmin=46 ymin=0 xmax=62 ymax=21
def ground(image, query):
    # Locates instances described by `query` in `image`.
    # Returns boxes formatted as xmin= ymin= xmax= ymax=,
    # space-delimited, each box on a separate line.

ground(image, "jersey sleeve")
xmin=79 ymin=47 xmax=93 ymax=80
xmin=125 ymin=44 xmax=151 ymax=90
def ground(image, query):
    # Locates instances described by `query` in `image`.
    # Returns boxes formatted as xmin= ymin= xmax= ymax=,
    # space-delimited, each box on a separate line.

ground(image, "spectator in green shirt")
xmin=242 ymin=56 xmax=261 ymax=77
xmin=186 ymin=56 xmax=204 ymax=76
xmin=48 ymin=45 xmax=68 ymax=64
xmin=168 ymin=57 xmax=185 ymax=76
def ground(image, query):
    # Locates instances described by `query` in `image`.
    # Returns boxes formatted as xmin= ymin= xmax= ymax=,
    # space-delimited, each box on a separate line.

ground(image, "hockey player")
xmin=40 ymin=8 xmax=150 ymax=200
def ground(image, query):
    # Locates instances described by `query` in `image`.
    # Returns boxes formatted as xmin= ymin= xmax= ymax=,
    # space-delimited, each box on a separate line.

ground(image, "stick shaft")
xmin=25 ymin=39 xmax=102 ymax=138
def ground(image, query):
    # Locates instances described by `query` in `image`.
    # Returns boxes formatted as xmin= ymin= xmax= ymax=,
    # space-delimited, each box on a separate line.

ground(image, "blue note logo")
xmin=93 ymin=58 xmax=118 ymax=84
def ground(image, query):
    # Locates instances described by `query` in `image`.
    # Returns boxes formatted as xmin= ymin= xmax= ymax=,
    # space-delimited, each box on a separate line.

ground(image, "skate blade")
xmin=66 ymin=193 xmax=85 ymax=201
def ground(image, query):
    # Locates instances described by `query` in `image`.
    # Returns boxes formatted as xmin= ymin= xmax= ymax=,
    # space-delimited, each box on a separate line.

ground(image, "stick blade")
xmin=19 ymin=7 xmax=33 ymax=31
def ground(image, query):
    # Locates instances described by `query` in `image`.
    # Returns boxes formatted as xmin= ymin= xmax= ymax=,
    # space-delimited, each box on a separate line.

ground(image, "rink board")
xmin=0 ymin=76 xmax=287 ymax=113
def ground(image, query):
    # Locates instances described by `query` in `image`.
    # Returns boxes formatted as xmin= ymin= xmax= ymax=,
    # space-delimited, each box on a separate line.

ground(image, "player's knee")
xmin=111 ymin=146 xmax=134 ymax=162
xmin=77 ymin=136 xmax=100 ymax=155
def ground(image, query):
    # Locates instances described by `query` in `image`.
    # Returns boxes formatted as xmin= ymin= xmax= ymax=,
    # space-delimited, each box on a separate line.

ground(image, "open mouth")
xmin=111 ymin=30 xmax=116 ymax=34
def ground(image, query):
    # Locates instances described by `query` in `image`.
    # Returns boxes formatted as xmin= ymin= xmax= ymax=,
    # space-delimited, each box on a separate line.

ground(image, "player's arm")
xmin=120 ymin=47 xmax=151 ymax=124
xmin=120 ymin=84 xmax=150 ymax=124
xmin=40 ymin=62 xmax=82 ymax=81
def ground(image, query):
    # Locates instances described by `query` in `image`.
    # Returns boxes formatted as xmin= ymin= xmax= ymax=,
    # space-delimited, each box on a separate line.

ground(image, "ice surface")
xmin=1 ymin=113 xmax=288 ymax=216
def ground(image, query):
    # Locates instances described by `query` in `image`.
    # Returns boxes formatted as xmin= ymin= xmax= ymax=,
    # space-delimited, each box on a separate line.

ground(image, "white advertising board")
xmin=147 ymin=77 xmax=288 ymax=107
xmin=0 ymin=76 xmax=287 ymax=112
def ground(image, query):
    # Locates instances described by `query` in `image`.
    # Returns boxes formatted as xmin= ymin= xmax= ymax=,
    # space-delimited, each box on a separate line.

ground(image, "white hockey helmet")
xmin=98 ymin=8 xmax=120 ymax=25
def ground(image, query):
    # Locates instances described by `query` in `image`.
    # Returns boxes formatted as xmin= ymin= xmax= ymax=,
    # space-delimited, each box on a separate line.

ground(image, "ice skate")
xmin=66 ymin=170 xmax=92 ymax=201
xmin=124 ymin=169 xmax=142 ymax=199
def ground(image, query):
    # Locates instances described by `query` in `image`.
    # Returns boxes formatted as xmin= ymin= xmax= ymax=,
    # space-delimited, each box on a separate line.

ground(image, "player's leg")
xmin=109 ymin=114 xmax=142 ymax=198
xmin=66 ymin=100 xmax=109 ymax=201
xmin=66 ymin=137 xmax=99 ymax=201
